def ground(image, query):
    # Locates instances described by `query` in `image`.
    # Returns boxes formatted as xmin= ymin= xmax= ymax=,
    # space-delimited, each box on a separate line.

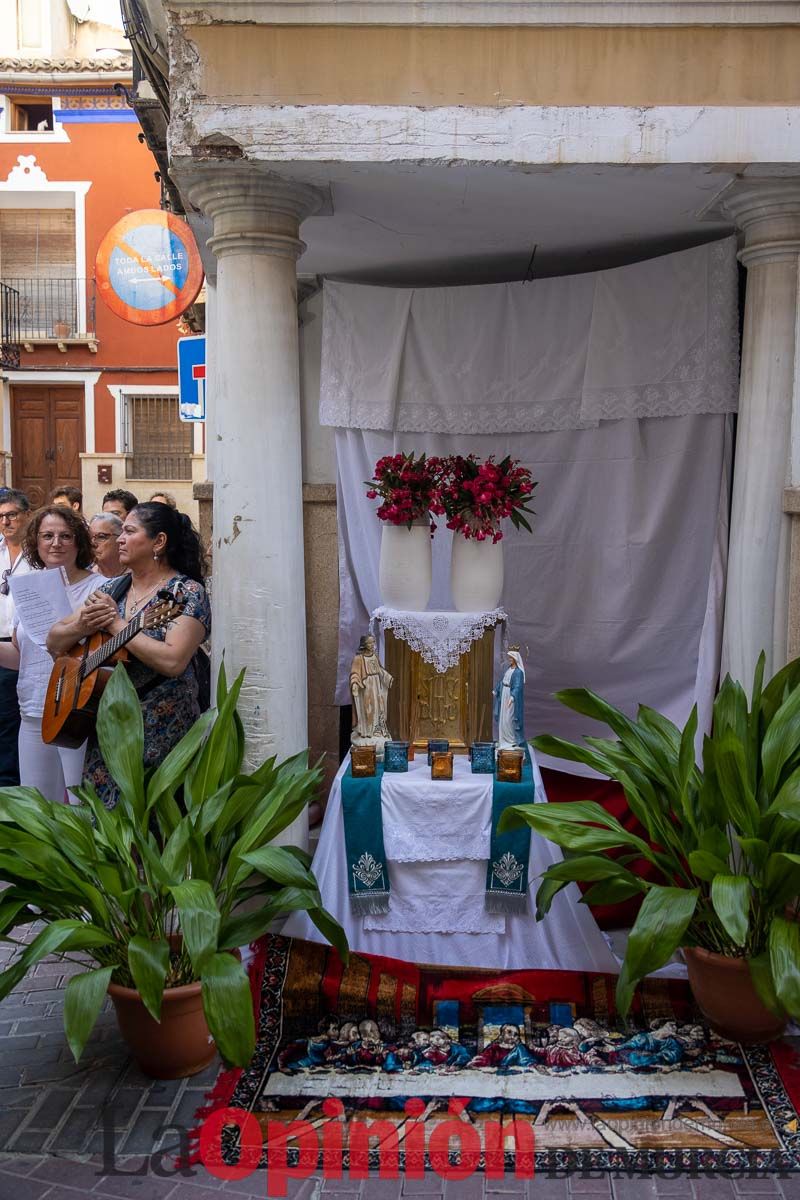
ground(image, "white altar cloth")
xmin=379 ymin=751 xmax=544 ymax=864
xmin=370 ymin=607 xmax=507 ymax=674
xmin=282 ymin=755 xmax=683 ymax=977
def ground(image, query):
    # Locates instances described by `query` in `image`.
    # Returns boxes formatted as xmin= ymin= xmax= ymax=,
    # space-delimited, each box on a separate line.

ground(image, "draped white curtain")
xmin=335 ymin=417 xmax=731 ymax=769
xmin=324 ymin=236 xmax=737 ymax=766
xmin=320 ymin=238 xmax=739 ymax=435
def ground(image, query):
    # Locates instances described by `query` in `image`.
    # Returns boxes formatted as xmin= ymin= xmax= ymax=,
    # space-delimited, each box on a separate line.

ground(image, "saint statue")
xmin=350 ymin=633 xmax=393 ymax=758
xmin=493 ymin=646 xmax=525 ymax=749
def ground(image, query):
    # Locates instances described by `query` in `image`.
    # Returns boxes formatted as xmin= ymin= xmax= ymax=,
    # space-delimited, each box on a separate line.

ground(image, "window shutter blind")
xmin=0 ymin=209 xmax=76 ymax=278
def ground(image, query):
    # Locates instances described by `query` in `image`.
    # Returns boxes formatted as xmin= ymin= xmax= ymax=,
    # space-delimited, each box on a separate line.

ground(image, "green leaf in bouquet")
xmin=769 ymin=916 xmax=800 ymax=1018
xmin=64 ymin=967 xmax=113 ymax=1062
xmin=761 ymin=684 xmax=800 ymax=799
xmin=96 ymin=664 xmax=145 ymax=820
xmin=581 ymin=877 xmax=645 ymax=906
xmin=146 ymin=709 xmax=214 ymax=814
xmin=615 ymin=886 xmax=699 ymax=1017
xmin=170 ymin=880 xmax=220 ymax=974
xmin=128 ymin=935 xmax=170 ymax=1021
xmin=240 ymin=845 xmax=321 ymax=890
xmin=710 ymin=875 xmax=751 ymax=947
xmin=534 ymin=875 xmax=570 ymax=920
xmin=309 ymin=907 xmax=349 ymax=965
xmin=201 ymin=952 xmax=255 ymax=1066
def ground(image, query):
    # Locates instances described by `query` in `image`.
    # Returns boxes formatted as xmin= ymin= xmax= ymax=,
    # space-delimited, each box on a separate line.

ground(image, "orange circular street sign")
xmin=96 ymin=210 xmax=204 ymax=326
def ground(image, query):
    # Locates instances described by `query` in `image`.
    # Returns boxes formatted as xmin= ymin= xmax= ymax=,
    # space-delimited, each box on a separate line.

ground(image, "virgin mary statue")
xmin=493 ymin=647 xmax=526 ymax=749
xmin=350 ymin=633 xmax=393 ymax=758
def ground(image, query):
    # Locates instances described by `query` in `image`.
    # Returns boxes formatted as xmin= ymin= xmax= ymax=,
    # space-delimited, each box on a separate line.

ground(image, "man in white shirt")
xmin=0 ymin=489 xmax=32 ymax=785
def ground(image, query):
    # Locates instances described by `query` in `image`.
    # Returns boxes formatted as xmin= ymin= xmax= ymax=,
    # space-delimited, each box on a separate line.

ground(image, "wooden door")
xmin=11 ymin=386 xmax=84 ymax=508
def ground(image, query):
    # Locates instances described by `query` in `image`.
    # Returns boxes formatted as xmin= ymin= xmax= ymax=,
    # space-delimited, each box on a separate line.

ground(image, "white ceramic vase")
xmin=450 ymin=532 xmax=504 ymax=612
xmin=378 ymin=522 xmax=432 ymax=611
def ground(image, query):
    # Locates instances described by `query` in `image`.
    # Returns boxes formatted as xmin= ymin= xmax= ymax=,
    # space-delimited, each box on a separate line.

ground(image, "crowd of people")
xmin=0 ymin=483 xmax=210 ymax=808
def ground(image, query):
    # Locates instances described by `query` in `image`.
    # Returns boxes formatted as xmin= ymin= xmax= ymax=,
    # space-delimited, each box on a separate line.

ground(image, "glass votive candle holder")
xmin=427 ymin=739 xmax=450 ymax=765
xmin=351 ymin=745 xmax=377 ymax=777
xmin=384 ymin=741 xmax=410 ymax=772
xmin=431 ymin=750 xmax=454 ymax=780
xmin=497 ymin=748 xmax=524 ymax=783
xmin=470 ymin=742 xmax=496 ymax=774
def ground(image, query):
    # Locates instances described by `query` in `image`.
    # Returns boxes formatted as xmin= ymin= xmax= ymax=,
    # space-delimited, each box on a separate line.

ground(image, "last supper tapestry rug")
xmin=194 ymin=936 xmax=800 ymax=1181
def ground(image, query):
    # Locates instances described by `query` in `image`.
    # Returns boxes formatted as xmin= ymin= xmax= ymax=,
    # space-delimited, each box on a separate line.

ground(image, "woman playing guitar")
xmin=47 ymin=503 xmax=210 ymax=809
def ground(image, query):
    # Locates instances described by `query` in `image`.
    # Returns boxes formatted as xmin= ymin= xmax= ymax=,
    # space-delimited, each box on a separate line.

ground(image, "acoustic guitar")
xmin=42 ymin=593 xmax=181 ymax=749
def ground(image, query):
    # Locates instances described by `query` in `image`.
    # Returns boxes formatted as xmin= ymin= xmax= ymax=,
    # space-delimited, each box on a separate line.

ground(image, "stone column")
xmin=186 ymin=166 xmax=324 ymax=846
xmin=719 ymin=180 xmax=800 ymax=686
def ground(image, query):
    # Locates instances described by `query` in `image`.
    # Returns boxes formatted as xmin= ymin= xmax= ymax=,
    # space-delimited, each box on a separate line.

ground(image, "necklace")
xmin=128 ymin=577 xmax=169 ymax=616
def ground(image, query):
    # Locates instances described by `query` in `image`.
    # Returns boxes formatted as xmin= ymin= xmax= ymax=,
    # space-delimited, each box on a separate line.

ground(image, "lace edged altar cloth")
xmin=371 ymin=606 xmax=507 ymax=674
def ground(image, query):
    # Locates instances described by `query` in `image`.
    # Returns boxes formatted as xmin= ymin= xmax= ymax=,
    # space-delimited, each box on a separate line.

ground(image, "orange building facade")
xmin=0 ymin=54 xmax=204 ymax=518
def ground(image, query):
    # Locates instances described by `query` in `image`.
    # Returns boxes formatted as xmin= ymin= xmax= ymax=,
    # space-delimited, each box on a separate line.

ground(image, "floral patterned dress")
xmin=82 ymin=574 xmax=211 ymax=809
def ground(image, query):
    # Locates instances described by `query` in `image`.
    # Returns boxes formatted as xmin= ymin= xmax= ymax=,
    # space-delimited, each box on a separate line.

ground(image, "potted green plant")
xmin=0 ymin=664 xmax=347 ymax=1078
xmin=500 ymin=653 xmax=800 ymax=1042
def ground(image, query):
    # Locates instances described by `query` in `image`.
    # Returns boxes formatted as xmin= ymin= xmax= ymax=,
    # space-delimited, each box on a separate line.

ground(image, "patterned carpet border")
xmin=204 ymin=936 xmax=800 ymax=1175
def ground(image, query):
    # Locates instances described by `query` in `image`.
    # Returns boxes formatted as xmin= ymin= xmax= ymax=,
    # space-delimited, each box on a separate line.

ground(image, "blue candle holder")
xmin=470 ymin=741 xmax=496 ymax=774
xmin=384 ymin=741 xmax=410 ymax=772
xmin=427 ymin=739 xmax=450 ymax=765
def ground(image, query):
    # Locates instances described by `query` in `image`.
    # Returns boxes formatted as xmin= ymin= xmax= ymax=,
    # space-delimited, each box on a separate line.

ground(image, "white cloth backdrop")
xmin=324 ymin=236 xmax=738 ymax=765
xmin=320 ymin=238 xmax=739 ymax=434
xmin=335 ymin=417 xmax=731 ymax=767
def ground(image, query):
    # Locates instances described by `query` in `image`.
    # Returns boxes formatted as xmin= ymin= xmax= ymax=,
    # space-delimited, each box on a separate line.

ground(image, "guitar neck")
xmin=81 ymin=610 xmax=145 ymax=678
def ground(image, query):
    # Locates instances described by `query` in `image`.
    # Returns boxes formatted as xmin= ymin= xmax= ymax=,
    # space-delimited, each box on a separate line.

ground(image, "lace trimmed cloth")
xmin=320 ymin=237 xmax=739 ymax=434
xmin=371 ymin=606 xmax=507 ymax=674
xmin=362 ymin=858 xmax=508 ymax=934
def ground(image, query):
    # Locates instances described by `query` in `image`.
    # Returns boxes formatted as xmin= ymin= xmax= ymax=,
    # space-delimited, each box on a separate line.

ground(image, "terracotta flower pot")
xmin=108 ymin=977 xmax=217 ymax=1079
xmin=683 ymin=945 xmax=787 ymax=1044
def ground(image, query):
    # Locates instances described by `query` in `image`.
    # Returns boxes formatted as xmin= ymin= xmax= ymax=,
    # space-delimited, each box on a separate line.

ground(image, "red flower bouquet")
xmin=442 ymin=454 xmax=536 ymax=543
xmin=365 ymin=452 xmax=446 ymax=530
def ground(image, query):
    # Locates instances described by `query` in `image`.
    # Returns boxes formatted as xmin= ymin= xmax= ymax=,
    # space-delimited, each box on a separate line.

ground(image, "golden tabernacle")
xmin=384 ymin=627 xmax=495 ymax=754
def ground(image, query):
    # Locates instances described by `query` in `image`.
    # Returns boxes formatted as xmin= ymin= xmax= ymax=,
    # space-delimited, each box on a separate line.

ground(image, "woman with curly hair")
xmin=48 ymin=502 xmax=210 ymax=808
xmin=0 ymin=505 xmax=103 ymax=803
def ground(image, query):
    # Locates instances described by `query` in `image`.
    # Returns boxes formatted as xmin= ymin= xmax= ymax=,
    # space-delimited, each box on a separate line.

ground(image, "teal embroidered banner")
xmin=341 ymin=762 xmax=390 ymax=916
xmin=486 ymin=747 xmax=534 ymax=915
xmin=342 ymin=751 xmax=535 ymax=918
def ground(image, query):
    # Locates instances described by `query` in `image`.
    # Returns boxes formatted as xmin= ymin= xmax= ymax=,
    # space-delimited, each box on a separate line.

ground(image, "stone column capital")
xmin=183 ymin=164 xmax=325 ymax=261
xmin=712 ymin=177 xmax=800 ymax=267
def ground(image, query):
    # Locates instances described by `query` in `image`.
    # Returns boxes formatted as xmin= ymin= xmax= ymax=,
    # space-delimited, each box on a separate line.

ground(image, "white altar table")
xmin=283 ymin=753 xmax=684 ymax=978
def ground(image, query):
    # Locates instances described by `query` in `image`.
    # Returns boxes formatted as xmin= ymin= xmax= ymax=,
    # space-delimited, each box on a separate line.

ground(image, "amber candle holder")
xmin=497 ymin=748 xmax=524 ymax=783
xmin=427 ymin=739 xmax=450 ymax=765
xmin=351 ymin=745 xmax=377 ymax=777
xmin=431 ymin=750 xmax=454 ymax=780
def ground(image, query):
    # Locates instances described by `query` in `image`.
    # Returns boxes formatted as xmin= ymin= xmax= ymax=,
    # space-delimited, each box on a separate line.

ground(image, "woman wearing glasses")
xmin=89 ymin=513 xmax=124 ymax=579
xmin=0 ymin=506 xmax=103 ymax=804
xmin=0 ymin=489 xmax=32 ymax=786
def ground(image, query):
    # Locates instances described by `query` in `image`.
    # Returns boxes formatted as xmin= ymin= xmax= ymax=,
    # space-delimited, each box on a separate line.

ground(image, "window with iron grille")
xmin=0 ymin=208 xmax=78 ymax=337
xmin=122 ymin=393 xmax=192 ymax=481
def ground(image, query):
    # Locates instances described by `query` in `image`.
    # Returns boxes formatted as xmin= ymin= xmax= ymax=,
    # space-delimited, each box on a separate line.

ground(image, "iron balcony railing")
xmin=0 ymin=282 xmax=21 ymax=369
xmin=0 ymin=277 xmax=96 ymax=341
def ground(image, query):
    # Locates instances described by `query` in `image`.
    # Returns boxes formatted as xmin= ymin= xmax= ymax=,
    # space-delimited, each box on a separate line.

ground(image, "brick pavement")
xmin=1 ymin=938 xmax=799 ymax=1200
